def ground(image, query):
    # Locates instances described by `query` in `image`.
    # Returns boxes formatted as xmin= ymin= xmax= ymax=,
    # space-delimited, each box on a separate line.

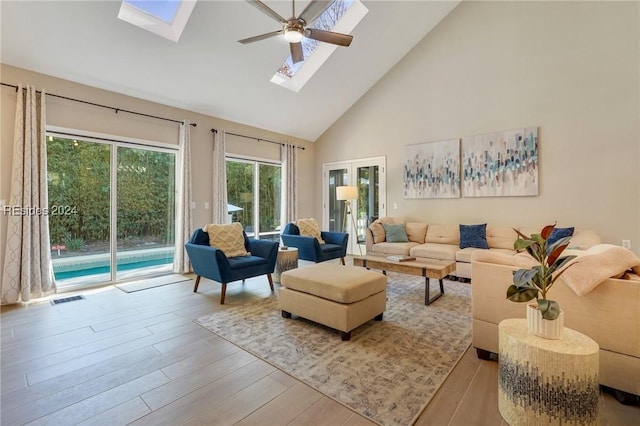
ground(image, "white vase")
xmin=526 ymin=304 xmax=564 ymax=340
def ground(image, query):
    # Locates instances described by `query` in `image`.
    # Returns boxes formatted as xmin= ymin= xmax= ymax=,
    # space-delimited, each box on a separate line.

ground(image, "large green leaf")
xmin=506 ymin=285 xmax=538 ymax=302
xmin=531 ymin=233 xmax=544 ymax=245
xmin=513 ymin=268 xmax=538 ymax=286
xmin=514 ymin=239 xmax=535 ymax=251
xmin=537 ymin=299 xmax=561 ymax=320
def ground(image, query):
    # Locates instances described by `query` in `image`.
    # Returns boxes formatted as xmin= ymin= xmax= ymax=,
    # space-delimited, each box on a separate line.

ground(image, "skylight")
xmin=271 ymin=0 xmax=368 ymax=93
xmin=118 ymin=0 xmax=197 ymax=42
xmin=124 ymin=0 xmax=181 ymax=24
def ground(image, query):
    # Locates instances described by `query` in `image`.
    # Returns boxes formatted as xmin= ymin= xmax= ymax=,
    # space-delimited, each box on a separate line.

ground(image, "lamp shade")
xmin=336 ymin=185 xmax=357 ymax=201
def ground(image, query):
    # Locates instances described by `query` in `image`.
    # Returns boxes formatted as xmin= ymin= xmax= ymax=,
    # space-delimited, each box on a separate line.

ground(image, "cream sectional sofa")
xmin=471 ymin=251 xmax=640 ymax=398
xmin=364 ymin=217 xmax=601 ymax=280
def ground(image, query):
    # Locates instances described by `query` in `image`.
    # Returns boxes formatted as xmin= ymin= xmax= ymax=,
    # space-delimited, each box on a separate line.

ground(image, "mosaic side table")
xmin=274 ymin=247 xmax=298 ymax=283
xmin=498 ymin=319 xmax=599 ymax=426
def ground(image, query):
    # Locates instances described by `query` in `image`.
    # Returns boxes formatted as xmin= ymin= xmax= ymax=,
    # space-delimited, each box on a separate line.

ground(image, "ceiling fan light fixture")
xmin=284 ymin=28 xmax=304 ymax=43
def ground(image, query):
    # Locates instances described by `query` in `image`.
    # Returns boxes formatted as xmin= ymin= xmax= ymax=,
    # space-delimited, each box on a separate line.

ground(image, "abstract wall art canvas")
xmin=461 ymin=127 xmax=538 ymax=197
xmin=404 ymin=139 xmax=461 ymax=199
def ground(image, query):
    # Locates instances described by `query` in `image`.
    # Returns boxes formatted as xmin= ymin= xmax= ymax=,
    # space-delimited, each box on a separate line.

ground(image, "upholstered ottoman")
xmin=279 ymin=264 xmax=387 ymax=340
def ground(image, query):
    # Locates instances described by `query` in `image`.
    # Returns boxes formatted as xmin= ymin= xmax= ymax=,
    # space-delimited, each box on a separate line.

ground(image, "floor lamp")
xmin=336 ymin=185 xmax=362 ymax=255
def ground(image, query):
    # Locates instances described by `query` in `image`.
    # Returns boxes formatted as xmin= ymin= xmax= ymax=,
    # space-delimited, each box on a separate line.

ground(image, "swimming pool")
xmin=52 ymin=247 xmax=174 ymax=282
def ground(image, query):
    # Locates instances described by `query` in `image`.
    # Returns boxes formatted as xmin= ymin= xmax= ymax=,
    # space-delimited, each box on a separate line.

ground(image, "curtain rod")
xmin=211 ymin=128 xmax=305 ymax=150
xmin=1 ymin=82 xmax=197 ymax=127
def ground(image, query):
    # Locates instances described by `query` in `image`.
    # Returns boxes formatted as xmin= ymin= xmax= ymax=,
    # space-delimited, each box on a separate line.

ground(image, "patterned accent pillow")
xmin=203 ymin=222 xmax=250 ymax=258
xmin=296 ymin=218 xmax=325 ymax=244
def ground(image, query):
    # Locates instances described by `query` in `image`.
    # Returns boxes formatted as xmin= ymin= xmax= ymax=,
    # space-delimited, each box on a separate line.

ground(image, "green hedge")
xmin=47 ymin=138 xmax=175 ymax=248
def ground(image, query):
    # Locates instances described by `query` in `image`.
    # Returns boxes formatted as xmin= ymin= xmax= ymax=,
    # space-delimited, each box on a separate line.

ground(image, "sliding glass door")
xmin=116 ymin=146 xmax=176 ymax=281
xmin=47 ymin=133 xmax=177 ymax=289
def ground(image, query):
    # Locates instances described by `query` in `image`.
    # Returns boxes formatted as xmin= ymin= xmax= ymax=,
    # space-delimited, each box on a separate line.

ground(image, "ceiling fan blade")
xmin=245 ymin=0 xmax=287 ymax=24
xmin=290 ymin=42 xmax=304 ymax=64
xmin=238 ymin=29 xmax=283 ymax=44
xmin=299 ymin=0 xmax=332 ymax=25
xmin=306 ymin=28 xmax=353 ymax=47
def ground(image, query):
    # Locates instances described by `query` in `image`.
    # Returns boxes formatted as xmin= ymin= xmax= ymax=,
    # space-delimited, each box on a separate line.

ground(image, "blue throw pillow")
xmin=547 ymin=227 xmax=574 ymax=246
xmin=382 ymin=223 xmax=409 ymax=243
xmin=459 ymin=224 xmax=489 ymax=249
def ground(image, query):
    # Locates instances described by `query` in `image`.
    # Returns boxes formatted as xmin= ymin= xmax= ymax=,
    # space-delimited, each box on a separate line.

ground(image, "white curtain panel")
xmin=173 ymin=120 xmax=193 ymax=273
xmin=212 ymin=129 xmax=228 ymax=224
xmin=2 ymin=85 xmax=56 ymax=305
xmin=281 ymin=143 xmax=298 ymax=224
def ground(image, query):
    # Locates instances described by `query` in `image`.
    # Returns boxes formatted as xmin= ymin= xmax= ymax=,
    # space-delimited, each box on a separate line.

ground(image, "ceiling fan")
xmin=238 ymin=0 xmax=353 ymax=64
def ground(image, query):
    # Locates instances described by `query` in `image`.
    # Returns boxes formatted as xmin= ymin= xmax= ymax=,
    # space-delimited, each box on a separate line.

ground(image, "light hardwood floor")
xmin=1 ymin=262 xmax=638 ymax=425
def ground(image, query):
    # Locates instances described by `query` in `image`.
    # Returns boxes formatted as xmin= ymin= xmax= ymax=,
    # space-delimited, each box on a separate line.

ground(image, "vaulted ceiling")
xmin=1 ymin=1 xmax=459 ymax=141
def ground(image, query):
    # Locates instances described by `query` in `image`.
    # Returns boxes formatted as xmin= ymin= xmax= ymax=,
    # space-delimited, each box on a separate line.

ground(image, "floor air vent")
xmin=50 ymin=295 xmax=85 ymax=305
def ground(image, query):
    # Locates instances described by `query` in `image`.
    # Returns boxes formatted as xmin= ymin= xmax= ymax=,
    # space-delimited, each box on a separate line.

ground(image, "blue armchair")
xmin=280 ymin=223 xmax=348 ymax=265
xmin=185 ymin=228 xmax=279 ymax=304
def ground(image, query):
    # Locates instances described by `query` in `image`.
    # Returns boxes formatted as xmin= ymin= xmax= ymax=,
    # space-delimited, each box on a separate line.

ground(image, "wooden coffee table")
xmin=352 ymin=255 xmax=456 ymax=305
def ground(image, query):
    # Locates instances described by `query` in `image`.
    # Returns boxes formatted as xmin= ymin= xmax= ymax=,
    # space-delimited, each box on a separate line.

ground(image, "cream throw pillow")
xmin=203 ymin=222 xmax=250 ymax=258
xmin=296 ymin=218 xmax=325 ymax=244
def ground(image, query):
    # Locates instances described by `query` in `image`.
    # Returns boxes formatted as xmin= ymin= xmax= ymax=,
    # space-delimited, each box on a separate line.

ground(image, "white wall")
xmin=0 ymin=64 xmax=316 ymax=269
xmin=315 ymin=1 xmax=640 ymax=253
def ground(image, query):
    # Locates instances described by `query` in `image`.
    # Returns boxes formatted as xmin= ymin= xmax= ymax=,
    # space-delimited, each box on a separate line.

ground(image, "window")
xmin=226 ymin=158 xmax=281 ymax=242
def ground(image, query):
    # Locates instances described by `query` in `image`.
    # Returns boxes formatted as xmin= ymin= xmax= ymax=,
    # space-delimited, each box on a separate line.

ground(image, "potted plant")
xmin=506 ymin=224 xmax=576 ymax=339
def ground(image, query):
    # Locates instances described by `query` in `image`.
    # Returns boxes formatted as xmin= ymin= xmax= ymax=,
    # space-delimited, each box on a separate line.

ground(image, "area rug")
xmin=115 ymin=274 xmax=192 ymax=293
xmin=196 ymin=273 xmax=472 ymax=426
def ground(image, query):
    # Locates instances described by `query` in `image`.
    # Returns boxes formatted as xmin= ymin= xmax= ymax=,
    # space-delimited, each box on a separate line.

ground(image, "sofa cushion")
xmin=486 ymin=225 xmax=518 ymax=250
xmin=371 ymin=242 xmax=418 ymax=256
xmin=296 ymin=218 xmax=325 ymax=244
xmin=568 ymin=229 xmax=601 ymax=250
xmin=517 ymin=227 xmax=540 ymax=238
xmin=410 ymin=243 xmax=458 ymax=261
xmin=425 ymin=224 xmax=459 ymax=245
xmin=383 ymin=223 xmax=409 ymax=243
xmin=459 ymin=224 xmax=489 ymax=249
xmin=369 ymin=217 xmax=404 ymax=243
xmin=369 ymin=221 xmax=386 ymax=243
xmin=406 ymin=222 xmax=427 ymax=243
xmin=203 ymin=222 xmax=250 ymax=258
xmin=228 ymin=255 xmax=267 ymax=269
xmin=471 ymin=250 xmax=516 ymax=266
xmin=456 ymin=247 xmax=515 ymax=263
